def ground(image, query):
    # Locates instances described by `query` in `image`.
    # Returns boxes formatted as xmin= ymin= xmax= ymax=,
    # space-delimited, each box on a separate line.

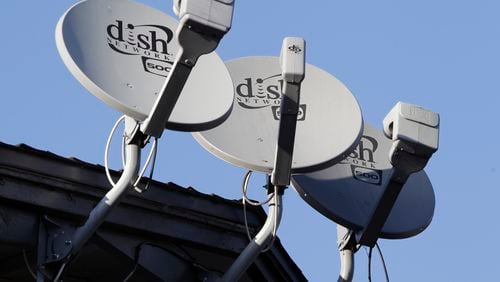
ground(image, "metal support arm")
xmin=271 ymin=83 xmax=300 ymax=186
xmin=71 ymin=134 xmax=141 ymax=253
xmin=41 ymin=117 xmax=142 ymax=281
xmin=221 ymin=190 xmax=283 ymax=282
xmin=271 ymin=37 xmax=305 ymax=187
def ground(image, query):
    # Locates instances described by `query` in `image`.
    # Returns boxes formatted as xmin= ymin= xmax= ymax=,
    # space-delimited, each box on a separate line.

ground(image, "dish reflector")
xmin=291 ymin=124 xmax=435 ymax=239
xmin=55 ymin=0 xmax=234 ymax=131
xmin=193 ymin=56 xmax=363 ymax=173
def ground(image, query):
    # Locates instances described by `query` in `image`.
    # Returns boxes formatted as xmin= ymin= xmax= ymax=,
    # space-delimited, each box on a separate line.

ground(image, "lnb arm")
xmin=271 ymin=37 xmax=306 ymax=187
xmin=357 ymin=102 xmax=440 ymax=247
xmin=141 ymin=0 xmax=235 ymax=137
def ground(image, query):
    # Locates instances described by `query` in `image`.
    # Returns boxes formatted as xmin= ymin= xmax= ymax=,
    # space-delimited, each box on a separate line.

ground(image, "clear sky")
xmin=2 ymin=1 xmax=500 ymax=281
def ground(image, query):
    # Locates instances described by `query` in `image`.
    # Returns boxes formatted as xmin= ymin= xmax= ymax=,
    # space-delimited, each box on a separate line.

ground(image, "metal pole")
xmin=71 ymin=118 xmax=141 ymax=254
xmin=338 ymin=248 xmax=354 ymax=282
xmin=222 ymin=190 xmax=283 ymax=282
xmin=337 ymin=225 xmax=354 ymax=282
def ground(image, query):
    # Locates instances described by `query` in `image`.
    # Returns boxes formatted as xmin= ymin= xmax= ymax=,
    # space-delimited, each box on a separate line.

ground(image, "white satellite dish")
xmin=47 ymin=0 xmax=236 ymax=279
xmin=211 ymin=42 xmax=359 ymax=282
xmin=193 ymin=56 xmax=363 ymax=173
xmin=291 ymin=123 xmax=435 ymax=239
xmin=314 ymin=103 xmax=440 ymax=282
xmin=55 ymin=0 xmax=234 ymax=131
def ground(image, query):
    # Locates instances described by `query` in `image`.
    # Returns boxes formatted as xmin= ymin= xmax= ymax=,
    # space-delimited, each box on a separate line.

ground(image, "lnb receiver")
xmin=383 ymin=102 xmax=439 ymax=157
xmin=280 ymin=37 xmax=305 ymax=84
xmin=173 ymin=0 xmax=234 ymax=39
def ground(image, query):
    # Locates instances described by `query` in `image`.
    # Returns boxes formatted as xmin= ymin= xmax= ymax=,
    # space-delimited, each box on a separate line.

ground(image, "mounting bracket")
xmin=37 ymin=216 xmax=75 ymax=281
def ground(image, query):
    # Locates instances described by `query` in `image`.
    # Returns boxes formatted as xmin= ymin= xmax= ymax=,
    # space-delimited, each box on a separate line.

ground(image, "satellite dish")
xmin=193 ymin=56 xmax=363 ymax=173
xmin=291 ymin=123 xmax=435 ymax=239
xmin=55 ymin=0 xmax=234 ymax=131
xmin=48 ymin=0 xmax=236 ymax=278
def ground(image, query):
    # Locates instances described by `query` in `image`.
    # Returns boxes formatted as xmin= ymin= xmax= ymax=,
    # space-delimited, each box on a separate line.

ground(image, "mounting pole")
xmin=141 ymin=0 xmax=234 ymax=138
xmin=222 ymin=37 xmax=305 ymax=281
xmin=70 ymin=118 xmax=142 ymax=253
xmin=356 ymin=102 xmax=440 ymax=247
xmin=45 ymin=117 xmax=143 ymax=281
xmin=222 ymin=186 xmax=283 ymax=281
xmin=337 ymin=225 xmax=356 ymax=282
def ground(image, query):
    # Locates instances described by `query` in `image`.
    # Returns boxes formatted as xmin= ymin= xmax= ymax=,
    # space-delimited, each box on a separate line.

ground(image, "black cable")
xmin=375 ymin=243 xmax=389 ymax=282
xmin=368 ymin=246 xmax=373 ymax=282
xmin=134 ymin=137 xmax=158 ymax=192
xmin=141 ymin=137 xmax=158 ymax=192
xmin=22 ymin=250 xmax=36 ymax=280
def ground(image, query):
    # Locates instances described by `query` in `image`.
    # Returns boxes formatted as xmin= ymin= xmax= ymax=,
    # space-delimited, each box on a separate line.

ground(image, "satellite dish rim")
xmin=291 ymin=175 xmax=434 ymax=239
xmin=170 ymin=101 xmax=233 ymax=132
xmin=55 ymin=6 xmax=147 ymax=122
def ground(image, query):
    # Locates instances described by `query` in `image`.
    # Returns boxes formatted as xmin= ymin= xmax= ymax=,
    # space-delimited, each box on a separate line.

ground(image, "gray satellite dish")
xmin=291 ymin=124 xmax=435 ymax=239
xmin=55 ymin=0 xmax=234 ymax=131
xmin=193 ymin=56 xmax=363 ymax=173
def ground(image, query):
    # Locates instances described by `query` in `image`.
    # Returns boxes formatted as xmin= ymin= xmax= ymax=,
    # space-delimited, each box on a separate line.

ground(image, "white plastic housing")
xmin=383 ymin=102 xmax=439 ymax=152
xmin=173 ymin=0 xmax=181 ymax=15
xmin=280 ymin=37 xmax=305 ymax=84
xmin=174 ymin=0 xmax=234 ymax=33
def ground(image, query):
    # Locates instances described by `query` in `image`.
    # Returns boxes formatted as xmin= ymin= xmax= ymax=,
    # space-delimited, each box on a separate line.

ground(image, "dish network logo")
xmin=341 ymin=135 xmax=383 ymax=185
xmin=106 ymin=20 xmax=175 ymax=77
xmin=235 ymin=75 xmax=307 ymax=121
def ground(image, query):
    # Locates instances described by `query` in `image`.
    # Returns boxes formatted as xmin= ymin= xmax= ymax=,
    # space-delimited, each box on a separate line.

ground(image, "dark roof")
xmin=0 ymin=141 xmax=306 ymax=281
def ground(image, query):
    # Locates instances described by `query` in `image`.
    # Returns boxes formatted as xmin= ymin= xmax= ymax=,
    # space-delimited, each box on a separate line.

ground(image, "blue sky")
xmin=2 ymin=1 xmax=500 ymax=281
